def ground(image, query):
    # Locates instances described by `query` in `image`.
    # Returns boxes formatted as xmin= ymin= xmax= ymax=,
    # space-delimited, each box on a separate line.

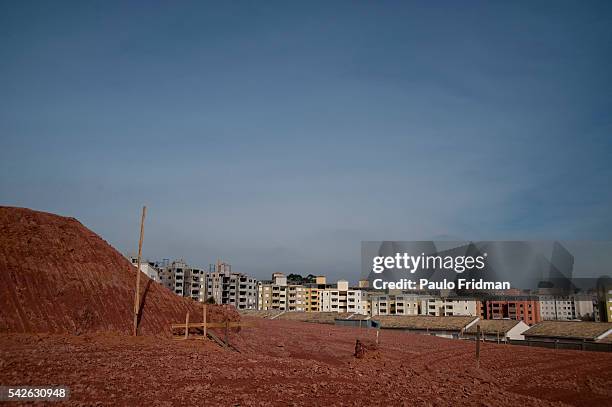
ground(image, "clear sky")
xmin=1 ymin=1 xmax=611 ymax=281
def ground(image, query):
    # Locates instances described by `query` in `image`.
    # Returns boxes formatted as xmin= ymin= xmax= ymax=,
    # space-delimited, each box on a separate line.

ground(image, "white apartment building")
xmin=573 ymin=295 xmax=597 ymax=320
xmin=347 ymin=290 xmax=367 ymax=314
xmin=319 ymin=280 xmax=348 ymax=313
xmin=421 ymin=298 xmax=478 ymax=317
xmin=140 ymin=263 xmax=160 ymax=282
xmin=369 ymin=294 xmax=477 ymax=317
xmin=370 ymin=294 xmax=426 ymax=316
xmin=394 ymin=295 xmax=422 ymax=315
xmin=539 ymin=296 xmax=576 ymax=320
xmin=127 ymin=255 xmax=160 ymax=282
xmin=317 ymin=280 xmax=368 ymax=315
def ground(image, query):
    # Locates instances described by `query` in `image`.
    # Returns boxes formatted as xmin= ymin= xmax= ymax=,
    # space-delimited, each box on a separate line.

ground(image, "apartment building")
xmin=599 ymin=285 xmax=612 ymax=322
xmin=287 ymin=285 xmax=307 ymax=311
xmin=157 ymin=259 xmax=206 ymax=302
xmin=369 ymin=294 xmax=477 ymax=317
xmin=205 ymin=260 xmax=258 ymax=309
xmin=539 ymin=296 xmax=576 ymax=320
xmin=354 ymin=290 xmax=369 ymax=315
xmin=302 ymin=276 xmax=327 ymax=312
xmin=317 ymin=280 xmax=367 ymax=315
xmin=370 ymin=294 xmax=423 ymax=316
xmin=369 ymin=294 xmax=389 ymax=316
xmin=318 ymin=282 xmax=344 ymax=312
xmin=257 ymin=273 xmax=288 ymax=311
xmin=302 ymin=286 xmax=319 ymax=312
xmin=258 ymin=275 xmax=330 ymax=312
xmin=346 ymin=289 xmax=366 ymax=314
xmin=480 ymin=297 xmax=541 ymax=325
xmin=147 ymin=258 xmax=258 ymax=308
xmin=573 ymin=295 xmax=598 ymax=321
xmin=422 ymin=298 xmax=478 ymax=317
xmin=127 ymin=255 xmax=160 ymax=282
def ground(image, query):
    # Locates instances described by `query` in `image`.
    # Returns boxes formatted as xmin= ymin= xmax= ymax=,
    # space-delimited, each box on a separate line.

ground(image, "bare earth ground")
xmin=0 ymin=206 xmax=238 ymax=337
xmin=1 ymin=318 xmax=611 ymax=407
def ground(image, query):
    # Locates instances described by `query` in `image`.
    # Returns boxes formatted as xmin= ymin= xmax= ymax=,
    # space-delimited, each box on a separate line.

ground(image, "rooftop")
xmin=464 ymin=319 xmax=523 ymax=335
xmin=277 ymin=312 xmax=353 ymax=324
xmin=373 ymin=315 xmax=477 ymax=331
xmin=523 ymin=321 xmax=612 ymax=341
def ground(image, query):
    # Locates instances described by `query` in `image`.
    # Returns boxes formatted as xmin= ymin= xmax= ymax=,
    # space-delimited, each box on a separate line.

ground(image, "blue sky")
xmin=1 ymin=1 xmax=611 ymax=281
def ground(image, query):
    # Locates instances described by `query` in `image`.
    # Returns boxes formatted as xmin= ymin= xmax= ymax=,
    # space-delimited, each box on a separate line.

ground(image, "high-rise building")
xmin=205 ymin=260 xmax=258 ymax=309
xmin=142 ymin=258 xmax=258 ymax=309
xmin=157 ymin=259 xmax=206 ymax=302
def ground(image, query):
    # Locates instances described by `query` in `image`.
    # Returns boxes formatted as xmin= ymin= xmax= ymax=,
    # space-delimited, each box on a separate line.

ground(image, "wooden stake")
xmin=133 ymin=206 xmax=147 ymax=336
xmin=476 ymin=325 xmax=481 ymax=369
xmin=225 ymin=319 xmax=229 ymax=346
xmin=184 ymin=311 xmax=190 ymax=339
xmin=203 ymin=303 xmax=207 ymax=339
xmin=376 ymin=329 xmax=379 ymax=345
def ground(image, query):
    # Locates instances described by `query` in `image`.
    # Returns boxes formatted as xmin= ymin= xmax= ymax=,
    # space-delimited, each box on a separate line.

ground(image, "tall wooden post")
xmin=225 ymin=320 xmax=229 ymax=346
xmin=133 ymin=206 xmax=147 ymax=336
xmin=476 ymin=325 xmax=481 ymax=369
xmin=184 ymin=311 xmax=190 ymax=340
xmin=203 ymin=303 xmax=207 ymax=339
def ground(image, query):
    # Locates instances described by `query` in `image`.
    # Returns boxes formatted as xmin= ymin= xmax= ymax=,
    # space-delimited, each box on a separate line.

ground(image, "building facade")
xmin=317 ymin=280 xmax=367 ymax=315
xmin=572 ymin=295 xmax=598 ymax=321
xmin=205 ymin=261 xmax=258 ymax=309
xmin=539 ymin=296 xmax=576 ymax=320
xmin=370 ymin=294 xmax=423 ymax=316
xmin=287 ymin=285 xmax=307 ymax=311
xmin=480 ymin=298 xmax=541 ymax=325
xmin=257 ymin=273 xmax=288 ymax=311
xmin=128 ymin=255 xmax=160 ymax=282
xmin=422 ymin=298 xmax=479 ymax=317
xmin=157 ymin=259 xmax=206 ymax=302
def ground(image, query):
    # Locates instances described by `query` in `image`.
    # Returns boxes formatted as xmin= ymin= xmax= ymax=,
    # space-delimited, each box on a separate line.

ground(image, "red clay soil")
xmin=1 ymin=318 xmax=611 ymax=406
xmin=0 ymin=206 xmax=236 ymax=336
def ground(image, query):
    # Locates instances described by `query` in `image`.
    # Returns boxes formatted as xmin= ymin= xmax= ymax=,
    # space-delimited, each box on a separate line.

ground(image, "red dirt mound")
xmin=0 ymin=206 xmax=238 ymax=336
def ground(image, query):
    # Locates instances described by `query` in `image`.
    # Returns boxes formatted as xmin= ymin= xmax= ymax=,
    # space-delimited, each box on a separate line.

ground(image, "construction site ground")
xmin=1 ymin=317 xmax=611 ymax=406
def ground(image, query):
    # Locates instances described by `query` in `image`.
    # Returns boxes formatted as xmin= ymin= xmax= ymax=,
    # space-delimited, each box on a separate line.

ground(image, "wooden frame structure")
xmin=171 ymin=304 xmax=250 ymax=351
